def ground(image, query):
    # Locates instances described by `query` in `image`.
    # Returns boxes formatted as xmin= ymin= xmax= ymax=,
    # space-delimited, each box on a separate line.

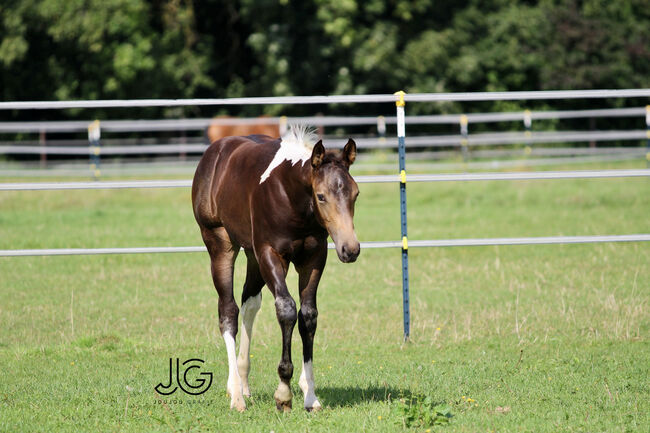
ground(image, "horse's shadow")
xmin=315 ymin=385 xmax=413 ymax=408
xmin=252 ymin=385 xmax=412 ymax=408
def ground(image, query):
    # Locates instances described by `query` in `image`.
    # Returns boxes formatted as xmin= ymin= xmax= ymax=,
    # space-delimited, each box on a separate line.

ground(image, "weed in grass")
xmin=391 ymin=394 xmax=453 ymax=428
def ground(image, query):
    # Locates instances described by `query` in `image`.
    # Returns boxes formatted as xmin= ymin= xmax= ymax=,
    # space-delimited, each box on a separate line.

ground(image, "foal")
xmin=191 ymin=127 xmax=360 ymax=411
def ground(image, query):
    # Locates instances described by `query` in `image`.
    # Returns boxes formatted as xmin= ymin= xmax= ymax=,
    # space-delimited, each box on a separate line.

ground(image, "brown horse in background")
xmin=206 ymin=115 xmax=280 ymax=143
xmin=192 ymin=126 xmax=360 ymax=412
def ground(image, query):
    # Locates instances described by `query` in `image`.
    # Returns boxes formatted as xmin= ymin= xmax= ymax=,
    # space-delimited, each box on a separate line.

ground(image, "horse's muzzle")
xmin=338 ymin=242 xmax=360 ymax=263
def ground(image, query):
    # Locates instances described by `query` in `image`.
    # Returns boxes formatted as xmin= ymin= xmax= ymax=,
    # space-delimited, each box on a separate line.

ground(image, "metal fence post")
xmin=39 ymin=129 xmax=47 ymax=168
xmin=645 ymin=105 xmax=650 ymax=168
xmin=395 ymin=90 xmax=410 ymax=341
xmin=377 ymin=115 xmax=386 ymax=146
xmin=524 ymin=109 xmax=533 ymax=157
xmin=88 ymin=120 xmax=101 ymax=180
xmin=279 ymin=116 xmax=288 ymax=136
xmin=460 ymin=114 xmax=469 ymax=162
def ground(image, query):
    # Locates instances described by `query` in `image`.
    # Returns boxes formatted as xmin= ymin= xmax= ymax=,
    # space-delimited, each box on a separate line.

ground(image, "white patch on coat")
xmin=259 ymin=124 xmax=318 ymax=184
xmin=237 ymin=293 xmax=262 ymax=396
xmin=223 ymin=331 xmax=246 ymax=410
xmin=299 ymin=360 xmax=321 ymax=410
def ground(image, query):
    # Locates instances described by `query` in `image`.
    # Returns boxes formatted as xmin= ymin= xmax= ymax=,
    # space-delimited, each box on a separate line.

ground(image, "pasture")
xmin=0 ymin=159 xmax=648 ymax=432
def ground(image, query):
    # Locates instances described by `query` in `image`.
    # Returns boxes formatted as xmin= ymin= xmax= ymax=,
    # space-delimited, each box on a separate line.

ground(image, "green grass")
xmin=0 ymin=161 xmax=648 ymax=432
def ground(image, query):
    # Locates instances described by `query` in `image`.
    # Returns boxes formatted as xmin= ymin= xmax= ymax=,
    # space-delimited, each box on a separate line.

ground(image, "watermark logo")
xmin=154 ymin=358 xmax=213 ymax=396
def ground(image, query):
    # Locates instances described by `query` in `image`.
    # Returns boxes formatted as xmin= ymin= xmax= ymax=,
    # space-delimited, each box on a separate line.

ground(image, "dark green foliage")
xmin=1 ymin=0 xmax=648 ymax=118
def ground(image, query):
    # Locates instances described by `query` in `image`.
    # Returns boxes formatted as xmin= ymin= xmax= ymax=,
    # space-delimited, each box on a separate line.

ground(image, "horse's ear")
xmin=343 ymin=138 xmax=356 ymax=165
xmin=311 ymin=140 xmax=325 ymax=168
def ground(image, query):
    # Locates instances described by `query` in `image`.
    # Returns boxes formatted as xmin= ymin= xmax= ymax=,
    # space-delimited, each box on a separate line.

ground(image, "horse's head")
xmin=310 ymin=139 xmax=360 ymax=263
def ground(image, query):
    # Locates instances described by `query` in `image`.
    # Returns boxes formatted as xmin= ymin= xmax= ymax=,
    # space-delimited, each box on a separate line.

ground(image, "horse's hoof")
xmin=230 ymin=396 xmax=246 ymax=412
xmin=275 ymin=399 xmax=292 ymax=412
xmin=305 ymin=399 xmax=322 ymax=412
xmin=231 ymin=403 xmax=246 ymax=412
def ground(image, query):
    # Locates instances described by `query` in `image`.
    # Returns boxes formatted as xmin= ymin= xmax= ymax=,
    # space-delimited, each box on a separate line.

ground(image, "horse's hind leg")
xmin=236 ymin=250 xmax=264 ymax=397
xmin=200 ymin=226 xmax=245 ymax=411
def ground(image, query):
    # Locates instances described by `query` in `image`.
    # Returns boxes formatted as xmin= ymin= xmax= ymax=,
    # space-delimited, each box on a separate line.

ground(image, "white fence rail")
xmin=1 ymin=89 xmax=650 ymax=110
xmin=1 ymin=130 xmax=647 ymax=155
xmin=0 ymin=106 xmax=648 ymax=133
xmin=2 ymin=234 xmax=649 ymax=257
xmin=1 ymin=169 xmax=649 ymax=191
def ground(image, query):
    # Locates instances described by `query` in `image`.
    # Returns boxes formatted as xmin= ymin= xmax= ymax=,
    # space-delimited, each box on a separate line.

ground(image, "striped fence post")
xmin=394 ymin=90 xmax=410 ymax=341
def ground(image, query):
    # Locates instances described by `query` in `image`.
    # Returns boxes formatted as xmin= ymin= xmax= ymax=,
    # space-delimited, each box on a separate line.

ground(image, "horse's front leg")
xmin=257 ymin=245 xmax=296 ymax=412
xmin=296 ymin=244 xmax=327 ymax=411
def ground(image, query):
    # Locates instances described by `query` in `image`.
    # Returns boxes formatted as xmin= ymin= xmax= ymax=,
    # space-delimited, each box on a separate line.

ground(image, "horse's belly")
xmin=220 ymin=216 xmax=253 ymax=249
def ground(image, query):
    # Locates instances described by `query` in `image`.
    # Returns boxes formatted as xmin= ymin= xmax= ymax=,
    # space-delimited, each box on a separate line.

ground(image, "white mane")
xmin=259 ymin=124 xmax=318 ymax=183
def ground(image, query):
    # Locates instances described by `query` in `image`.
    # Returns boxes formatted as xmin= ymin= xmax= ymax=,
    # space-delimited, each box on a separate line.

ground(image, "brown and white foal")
xmin=192 ymin=127 xmax=360 ymax=412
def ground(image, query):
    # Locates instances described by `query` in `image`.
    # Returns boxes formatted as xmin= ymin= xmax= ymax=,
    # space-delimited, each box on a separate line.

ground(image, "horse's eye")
xmin=316 ymin=194 xmax=326 ymax=202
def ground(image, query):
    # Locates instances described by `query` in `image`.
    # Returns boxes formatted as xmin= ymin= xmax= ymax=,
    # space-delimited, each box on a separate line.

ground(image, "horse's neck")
xmin=280 ymin=161 xmax=315 ymax=219
xmin=294 ymin=160 xmax=313 ymax=189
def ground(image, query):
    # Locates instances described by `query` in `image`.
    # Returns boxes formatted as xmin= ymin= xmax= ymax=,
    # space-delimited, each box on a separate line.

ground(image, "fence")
xmin=1 ymin=105 xmax=649 ymax=153
xmin=2 ymin=106 xmax=648 ymax=178
xmin=2 ymin=89 xmax=650 ymax=340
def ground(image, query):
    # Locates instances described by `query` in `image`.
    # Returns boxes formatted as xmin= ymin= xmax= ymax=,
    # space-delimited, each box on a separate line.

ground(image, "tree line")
xmin=1 ymin=0 xmax=648 ymax=121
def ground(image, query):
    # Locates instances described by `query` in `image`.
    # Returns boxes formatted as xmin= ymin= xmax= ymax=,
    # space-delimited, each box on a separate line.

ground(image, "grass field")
xmin=0 ymin=160 xmax=648 ymax=432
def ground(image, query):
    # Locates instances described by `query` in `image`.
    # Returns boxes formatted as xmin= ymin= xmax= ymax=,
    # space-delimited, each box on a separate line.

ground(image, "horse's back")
xmin=192 ymin=135 xmax=279 ymax=231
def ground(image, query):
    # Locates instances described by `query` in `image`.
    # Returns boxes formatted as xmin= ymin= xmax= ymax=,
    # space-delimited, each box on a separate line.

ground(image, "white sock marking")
xmin=259 ymin=125 xmax=317 ymax=184
xmin=274 ymin=380 xmax=293 ymax=403
xmin=299 ymin=360 xmax=321 ymax=409
xmin=237 ymin=293 xmax=262 ymax=396
xmin=223 ymin=331 xmax=245 ymax=410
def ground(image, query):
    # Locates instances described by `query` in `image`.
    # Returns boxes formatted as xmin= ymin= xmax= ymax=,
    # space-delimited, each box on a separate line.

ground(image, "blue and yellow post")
xmin=395 ymin=91 xmax=410 ymax=341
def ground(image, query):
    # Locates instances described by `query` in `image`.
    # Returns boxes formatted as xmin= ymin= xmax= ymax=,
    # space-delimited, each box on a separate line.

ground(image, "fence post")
xmin=39 ymin=129 xmax=47 ymax=168
xmin=394 ymin=90 xmax=410 ymax=341
xmin=279 ymin=116 xmax=288 ymax=136
xmin=179 ymin=130 xmax=187 ymax=162
xmin=377 ymin=115 xmax=386 ymax=146
xmin=88 ymin=120 xmax=101 ymax=180
xmin=646 ymin=106 xmax=649 ymax=168
xmin=460 ymin=114 xmax=469 ymax=163
xmin=523 ymin=109 xmax=533 ymax=157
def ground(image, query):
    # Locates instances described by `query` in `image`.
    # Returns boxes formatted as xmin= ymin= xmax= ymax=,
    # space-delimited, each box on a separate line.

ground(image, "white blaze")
xmin=259 ymin=125 xmax=317 ymax=184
